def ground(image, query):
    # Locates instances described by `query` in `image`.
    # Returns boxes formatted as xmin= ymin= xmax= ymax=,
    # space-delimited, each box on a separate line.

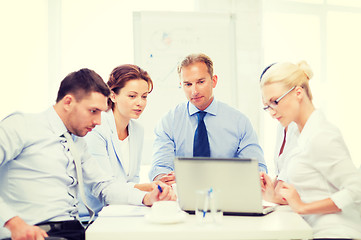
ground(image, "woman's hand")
xmin=142 ymin=182 xmax=177 ymax=206
xmin=260 ymin=172 xmax=287 ymax=205
xmin=279 ymin=182 xmax=341 ymax=215
xmin=260 ymin=172 xmax=276 ymax=202
xmin=279 ymin=182 xmax=305 ymax=213
xmin=134 ymin=182 xmax=161 ymax=192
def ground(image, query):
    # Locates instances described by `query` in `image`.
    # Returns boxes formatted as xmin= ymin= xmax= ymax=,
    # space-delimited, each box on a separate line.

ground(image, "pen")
xmin=157 ymin=185 xmax=163 ymax=193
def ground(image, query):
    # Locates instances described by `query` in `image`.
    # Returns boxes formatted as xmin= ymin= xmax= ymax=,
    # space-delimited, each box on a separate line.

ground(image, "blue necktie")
xmin=193 ymin=111 xmax=210 ymax=157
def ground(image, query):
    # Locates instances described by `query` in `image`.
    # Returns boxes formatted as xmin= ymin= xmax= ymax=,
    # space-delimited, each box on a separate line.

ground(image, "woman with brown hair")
xmin=79 ymin=64 xmax=175 ymax=221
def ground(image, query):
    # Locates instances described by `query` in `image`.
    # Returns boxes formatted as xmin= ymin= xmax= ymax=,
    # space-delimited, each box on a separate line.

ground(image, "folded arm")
xmin=279 ymin=182 xmax=341 ymax=214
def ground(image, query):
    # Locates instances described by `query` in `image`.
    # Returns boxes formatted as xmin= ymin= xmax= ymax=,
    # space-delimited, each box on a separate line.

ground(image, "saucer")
xmin=145 ymin=211 xmax=187 ymax=224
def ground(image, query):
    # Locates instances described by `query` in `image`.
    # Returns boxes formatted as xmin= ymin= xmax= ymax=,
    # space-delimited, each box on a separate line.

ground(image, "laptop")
xmin=174 ymin=157 xmax=276 ymax=216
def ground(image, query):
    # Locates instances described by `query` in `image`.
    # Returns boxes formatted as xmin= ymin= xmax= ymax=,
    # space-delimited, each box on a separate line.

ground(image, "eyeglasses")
xmin=263 ymin=86 xmax=296 ymax=112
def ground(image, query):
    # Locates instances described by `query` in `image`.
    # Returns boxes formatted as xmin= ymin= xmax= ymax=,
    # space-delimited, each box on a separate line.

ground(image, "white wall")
xmin=198 ymin=0 xmax=263 ymax=137
xmin=0 ymin=0 xmax=49 ymax=119
xmin=0 ymin=0 xmax=196 ymax=120
xmin=1 ymin=0 xmax=361 ymax=181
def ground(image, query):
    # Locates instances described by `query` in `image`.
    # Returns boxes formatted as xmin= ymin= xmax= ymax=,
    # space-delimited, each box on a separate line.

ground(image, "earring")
xmin=110 ymin=92 xmax=116 ymax=102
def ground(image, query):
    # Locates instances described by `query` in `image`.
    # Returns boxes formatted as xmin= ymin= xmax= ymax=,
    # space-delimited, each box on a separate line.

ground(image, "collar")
xmin=104 ymin=109 xmax=116 ymax=133
xmin=297 ymin=109 xmax=325 ymax=147
xmin=188 ymin=98 xmax=218 ymax=116
xmin=47 ymin=106 xmax=70 ymax=137
xmin=104 ymin=109 xmax=134 ymax=136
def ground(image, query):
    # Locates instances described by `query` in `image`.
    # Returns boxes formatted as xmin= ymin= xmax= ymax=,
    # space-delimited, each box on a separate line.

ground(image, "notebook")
xmin=173 ymin=157 xmax=276 ymax=216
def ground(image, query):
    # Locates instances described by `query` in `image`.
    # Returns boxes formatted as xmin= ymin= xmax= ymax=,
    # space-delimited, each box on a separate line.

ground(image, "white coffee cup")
xmin=150 ymin=201 xmax=181 ymax=218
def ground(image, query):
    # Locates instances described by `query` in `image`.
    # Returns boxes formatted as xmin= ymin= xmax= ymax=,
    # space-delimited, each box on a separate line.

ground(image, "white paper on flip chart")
xmin=98 ymin=205 xmax=150 ymax=217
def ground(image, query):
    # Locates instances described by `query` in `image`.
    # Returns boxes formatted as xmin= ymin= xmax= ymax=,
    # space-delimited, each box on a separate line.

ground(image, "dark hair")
xmin=56 ymin=68 xmax=110 ymax=102
xmin=177 ymin=53 xmax=214 ymax=77
xmin=107 ymin=64 xmax=153 ymax=110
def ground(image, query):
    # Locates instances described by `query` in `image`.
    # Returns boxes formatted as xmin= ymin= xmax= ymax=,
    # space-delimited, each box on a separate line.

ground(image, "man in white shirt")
xmin=0 ymin=69 xmax=175 ymax=240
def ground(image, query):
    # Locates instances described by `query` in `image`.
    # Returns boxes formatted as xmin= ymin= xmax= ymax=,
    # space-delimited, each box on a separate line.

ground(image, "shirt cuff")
xmin=258 ymin=163 xmax=268 ymax=174
xmin=149 ymin=166 xmax=172 ymax=181
xmin=0 ymin=203 xmax=17 ymax=226
xmin=330 ymin=189 xmax=354 ymax=210
xmin=128 ymin=188 xmax=147 ymax=206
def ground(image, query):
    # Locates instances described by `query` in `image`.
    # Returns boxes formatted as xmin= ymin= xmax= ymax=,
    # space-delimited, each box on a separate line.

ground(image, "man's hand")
xmin=5 ymin=216 xmax=48 ymax=240
xmin=154 ymin=171 xmax=176 ymax=185
xmin=142 ymin=182 xmax=177 ymax=206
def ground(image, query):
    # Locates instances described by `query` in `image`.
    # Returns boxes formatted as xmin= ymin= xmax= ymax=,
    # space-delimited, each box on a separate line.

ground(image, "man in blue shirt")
xmin=149 ymin=53 xmax=267 ymax=183
xmin=0 ymin=69 xmax=175 ymax=240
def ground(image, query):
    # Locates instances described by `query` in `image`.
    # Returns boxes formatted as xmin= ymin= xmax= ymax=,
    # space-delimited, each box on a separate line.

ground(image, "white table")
xmin=86 ymin=205 xmax=313 ymax=240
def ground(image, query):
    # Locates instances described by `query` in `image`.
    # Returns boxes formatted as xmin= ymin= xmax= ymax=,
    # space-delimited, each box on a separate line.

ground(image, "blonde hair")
xmin=260 ymin=61 xmax=313 ymax=100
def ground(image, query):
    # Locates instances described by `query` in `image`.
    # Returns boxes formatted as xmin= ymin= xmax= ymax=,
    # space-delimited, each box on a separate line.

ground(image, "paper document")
xmin=98 ymin=204 xmax=150 ymax=217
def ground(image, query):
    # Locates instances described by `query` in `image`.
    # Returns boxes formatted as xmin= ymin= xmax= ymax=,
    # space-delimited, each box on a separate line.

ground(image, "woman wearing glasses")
xmin=259 ymin=61 xmax=361 ymax=238
xmin=259 ymin=64 xmax=299 ymax=196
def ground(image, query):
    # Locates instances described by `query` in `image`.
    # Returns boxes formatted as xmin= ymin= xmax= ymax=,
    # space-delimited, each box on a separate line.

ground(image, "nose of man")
xmin=191 ymin=85 xmax=199 ymax=96
xmin=93 ymin=113 xmax=102 ymax=126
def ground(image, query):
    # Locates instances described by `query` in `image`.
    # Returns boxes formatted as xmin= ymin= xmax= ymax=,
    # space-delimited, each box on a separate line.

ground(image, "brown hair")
xmin=107 ymin=64 xmax=153 ymax=110
xmin=56 ymin=68 xmax=110 ymax=103
xmin=177 ymin=53 xmax=214 ymax=77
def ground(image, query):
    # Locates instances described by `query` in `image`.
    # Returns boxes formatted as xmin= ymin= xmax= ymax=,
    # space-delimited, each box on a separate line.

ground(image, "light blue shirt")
xmin=79 ymin=110 xmax=146 ymax=221
xmin=0 ymin=107 xmax=145 ymax=238
xmin=149 ymin=99 xmax=267 ymax=180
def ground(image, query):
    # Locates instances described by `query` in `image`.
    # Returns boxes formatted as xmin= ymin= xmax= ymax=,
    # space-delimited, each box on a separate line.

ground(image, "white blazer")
xmin=278 ymin=110 xmax=361 ymax=238
xmin=79 ymin=110 xmax=145 ymax=219
xmin=273 ymin=121 xmax=299 ymax=176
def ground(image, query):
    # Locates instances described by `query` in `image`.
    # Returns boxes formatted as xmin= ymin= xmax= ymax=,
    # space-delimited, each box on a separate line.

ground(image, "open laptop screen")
xmin=174 ymin=157 xmax=269 ymax=216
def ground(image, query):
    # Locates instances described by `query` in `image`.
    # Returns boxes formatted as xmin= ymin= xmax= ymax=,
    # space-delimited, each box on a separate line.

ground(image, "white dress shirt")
xmin=0 ymin=107 xmax=145 ymax=238
xmin=118 ymin=137 xmax=130 ymax=175
xmin=278 ymin=110 xmax=361 ymax=238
